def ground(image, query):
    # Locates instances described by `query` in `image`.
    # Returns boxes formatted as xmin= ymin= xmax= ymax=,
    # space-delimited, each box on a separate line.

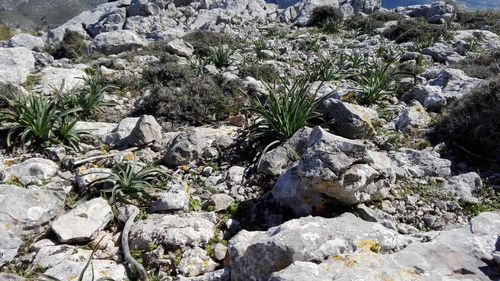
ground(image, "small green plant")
xmin=189 ymin=197 xmax=202 ymax=212
xmin=322 ymin=18 xmax=343 ymax=34
xmin=357 ymin=62 xmax=398 ymax=106
xmin=346 ymin=51 xmax=366 ymax=69
xmin=89 ymin=163 xmax=168 ymax=207
xmin=55 ymin=117 xmax=91 ymax=151
xmin=78 ymin=68 xmax=116 ymax=117
xmin=308 ymin=58 xmax=345 ymax=82
xmin=267 ymin=26 xmax=287 ymax=39
xmin=52 ymin=30 xmax=86 ymax=60
xmin=0 ymin=94 xmax=80 ymax=148
xmin=188 ymin=57 xmax=208 ymax=76
xmin=254 ymin=39 xmax=267 ymax=54
xmin=465 ymin=36 xmax=483 ymax=56
xmin=208 ymin=46 xmax=234 ymax=68
xmin=308 ymin=37 xmax=321 ymax=53
xmin=0 ymin=24 xmax=12 ymax=41
xmin=249 ymin=77 xmax=333 ymax=146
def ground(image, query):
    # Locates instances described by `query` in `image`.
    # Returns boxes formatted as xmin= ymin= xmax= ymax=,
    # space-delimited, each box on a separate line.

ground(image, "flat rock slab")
xmin=130 ymin=212 xmax=217 ymax=249
xmin=43 ymin=259 xmax=128 ymax=281
xmin=51 ymin=197 xmax=113 ymax=243
xmin=34 ymin=66 xmax=87 ymax=95
xmin=1 ymin=158 xmax=59 ymax=186
xmin=0 ymin=47 xmax=35 ymax=84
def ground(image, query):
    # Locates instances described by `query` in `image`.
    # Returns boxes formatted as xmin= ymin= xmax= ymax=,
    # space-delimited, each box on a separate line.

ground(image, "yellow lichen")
xmin=357 ymin=240 xmax=380 ymax=253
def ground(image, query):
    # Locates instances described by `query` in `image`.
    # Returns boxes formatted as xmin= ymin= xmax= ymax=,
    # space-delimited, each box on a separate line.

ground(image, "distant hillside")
xmin=0 ymin=0 xmax=108 ymax=30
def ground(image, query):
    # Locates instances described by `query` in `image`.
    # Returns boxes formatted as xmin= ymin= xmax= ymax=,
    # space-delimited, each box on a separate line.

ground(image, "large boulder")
xmin=394 ymin=101 xmax=431 ymax=132
xmin=0 ymin=47 xmax=35 ymax=84
xmin=268 ymin=212 xmax=500 ymax=280
xmin=271 ymin=127 xmax=394 ymax=216
xmin=164 ymin=127 xmax=238 ymax=167
xmin=443 ymin=172 xmax=482 ymax=203
xmin=0 ymin=158 xmax=59 ymax=186
xmin=4 ymin=33 xmax=45 ymax=51
xmin=128 ymin=0 xmax=165 ymax=17
xmin=128 ymin=115 xmax=163 ymax=148
xmin=228 ymin=213 xmax=412 ymax=281
xmin=86 ymin=7 xmax=127 ymax=37
xmin=0 ymin=185 xmax=65 ymax=266
xmin=89 ymin=30 xmax=147 ymax=55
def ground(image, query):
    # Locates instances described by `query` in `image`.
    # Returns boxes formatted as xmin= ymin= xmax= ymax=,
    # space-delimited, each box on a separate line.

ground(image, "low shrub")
xmin=383 ymin=18 xmax=450 ymax=44
xmin=136 ymin=62 xmax=246 ymax=126
xmin=456 ymin=9 xmax=500 ymax=34
xmin=0 ymin=24 xmax=12 ymax=41
xmin=239 ymin=63 xmax=280 ymax=83
xmin=345 ymin=12 xmax=403 ymax=34
xmin=429 ymin=78 xmax=500 ymax=164
xmin=183 ymin=30 xmax=237 ymax=56
xmin=309 ymin=5 xmax=344 ymax=27
xmin=456 ymin=49 xmax=500 ymax=80
xmin=208 ymin=46 xmax=234 ymax=68
xmin=52 ymin=30 xmax=86 ymax=60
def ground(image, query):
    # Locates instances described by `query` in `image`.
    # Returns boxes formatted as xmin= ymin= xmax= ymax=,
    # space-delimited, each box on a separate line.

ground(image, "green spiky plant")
xmin=0 ymin=94 xmax=81 ymax=148
xmin=254 ymin=39 xmax=267 ymax=54
xmin=208 ymin=46 xmax=234 ymax=68
xmin=308 ymin=58 xmax=346 ymax=82
xmin=89 ymin=163 xmax=168 ymax=208
xmin=55 ymin=117 xmax=92 ymax=151
xmin=77 ymin=68 xmax=116 ymax=118
xmin=357 ymin=61 xmax=398 ymax=106
xmin=249 ymin=77 xmax=333 ymax=154
xmin=322 ymin=18 xmax=343 ymax=34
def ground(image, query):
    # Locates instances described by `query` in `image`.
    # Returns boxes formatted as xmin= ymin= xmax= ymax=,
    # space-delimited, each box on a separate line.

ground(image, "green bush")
xmin=52 ymin=30 xmax=86 ymax=60
xmin=0 ymin=94 xmax=84 ymax=148
xmin=429 ymin=78 xmax=500 ymax=164
xmin=136 ymin=62 xmax=246 ymax=126
xmin=383 ymin=19 xmax=450 ymax=44
xmin=183 ymin=30 xmax=237 ymax=56
xmin=309 ymin=5 xmax=344 ymax=27
xmin=357 ymin=61 xmax=398 ymax=106
xmin=208 ymin=46 xmax=234 ymax=68
xmin=345 ymin=12 xmax=403 ymax=35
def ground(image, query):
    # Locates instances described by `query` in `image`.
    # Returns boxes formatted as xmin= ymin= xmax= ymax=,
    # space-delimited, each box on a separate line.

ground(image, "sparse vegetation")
xmin=456 ymin=9 xmax=500 ymax=34
xmin=309 ymin=6 xmax=344 ymax=34
xmin=383 ymin=18 xmax=450 ymax=44
xmin=239 ymin=63 xmax=280 ymax=83
xmin=357 ymin=61 xmax=398 ymax=106
xmin=183 ymin=30 xmax=237 ymax=56
xmin=0 ymin=23 xmax=12 ymax=41
xmin=430 ymin=78 xmax=500 ymax=165
xmin=52 ymin=30 xmax=86 ymax=60
xmin=456 ymin=49 xmax=500 ymax=79
xmin=208 ymin=46 xmax=234 ymax=68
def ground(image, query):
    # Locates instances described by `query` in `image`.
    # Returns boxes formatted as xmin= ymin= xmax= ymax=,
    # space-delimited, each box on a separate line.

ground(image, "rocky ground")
xmin=0 ymin=0 xmax=499 ymax=280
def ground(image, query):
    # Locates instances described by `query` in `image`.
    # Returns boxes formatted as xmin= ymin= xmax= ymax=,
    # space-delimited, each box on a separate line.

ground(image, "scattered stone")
xmin=0 ymin=47 xmax=36 ymax=84
xmin=207 ymin=194 xmax=235 ymax=212
xmin=51 ymin=198 xmax=113 ymax=243
xmin=150 ymin=182 xmax=190 ymax=212
xmin=395 ymin=101 xmax=431 ymax=132
xmin=166 ymin=39 xmax=194 ymax=57
xmin=35 ymin=66 xmax=87 ymax=95
xmin=321 ymin=99 xmax=377 ymax=139
xmin=128 ymin=115 xmax=163 ymax=148
xmin=177 ymin=247 xmax=218 ymax=277
xmin=1 ymin=158 xmax=59 ymax=186
xmin=4 ymin=34 xmax=45 ymax=51
xmin=443 ymin=172 xmax=482 ymax=203
xmin=390 ymin=148 xmax=451 ymax=179
xmin=90 ymin=30 xmax=147 ymax=55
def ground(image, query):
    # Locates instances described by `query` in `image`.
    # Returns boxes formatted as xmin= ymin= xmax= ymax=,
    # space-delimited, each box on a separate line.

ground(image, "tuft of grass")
xmin=357 ymin=61 xmax=398 ymax=106
xmin=307 ymin=58 xmax=346 ymax=82
xmin=254 ymin=39 xmax=267 ymax=54
xmin=239 ymin=63 xmax=280 ymax=84
xmin=208 ymin=46 xmax=234 ymax=68
xmin=183 ymin=30 xmax=237 ymax=56
xmin=52 ymin=30 xmax=86 ymax=60
xmin=89 ymin=163 xmax=168 ymax=208
xmin=0 ymin=94 xmax=81 ymax=148
xmin=249 ymin=77 xmax=333 ymax=145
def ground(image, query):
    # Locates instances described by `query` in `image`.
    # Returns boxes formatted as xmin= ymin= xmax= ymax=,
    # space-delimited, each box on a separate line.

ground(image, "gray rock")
xmin=164 ymin=127 xmax=237 ymax=167
xmin=443 ymin=172 xmax=482 ymax=203
xmin=128 ymin=0 xmax=165 ymax=17
xmin=128 ymin=115 xmax=163 ymax=148
xmin=4 ymin=33 xmax=45 ymax=51
xmin=0 ymin=47 xmax=35 ymax=84
xmin=402 ymin=84 xmax=446 ymax=112
xmin=1 ymin=158 xmax=58 ymax=186
xmin=207 ymin=194 xmax=235 ymax=212
xmin=395 ymin=101 xmax=431 ymax=132
xmin=32 ymin=51 xmax=54 ymax=68
xmin=177 ymin=268 xmax=230 ymax=281
xmin=34 ymin=66 xmax=87 ymax=95
xmin=321 ymin=99 xmax=377 ymax=139
xmin=423 ymin=43 xmax=456 ymax=63
xmin=129 ymin=212 xmax=216 ymax=249
xmin=228 ymin=213 xmax=411 ymax=281
xmin=90 ymin=30 xmax=147 ymax=55
xmin=150 ymin=182 xmax=189 ymax=212
xmin=177 ymin=247 xmax=218 ymax=277
xmin=0 ymin=233 xmax=22 ymax=268
xmin=166 ymin=39 xmax=194 ymax=57
xmin=74 ymin=121 xmax=117 ymax=144
xmin=75 ymin=167 xmax=112 ymax=190
xmin=271 ymin=127 xmax=391 ymax=215
xmin=107 ymin=117 xmax=140 ymax=147
xmin=426 ymin=68 xmax=483 ymax=100
xmin=33 ymin=244 xmax=91 ymax=268
xmin=267 ymin=261 xmax=333 ymax=281
xmin=86 ymin=7 xmax=127 ymax=37
xmin=0 ymin=274 xmax=26 ymax=281
xmin=51 ymin=198 xmax=113 ymax=243
xmin=390 ymin=148 xmax=451 ymax=179
xmin=213 ymin=243 xmax=227 ymax=261
xmin=43 ymin=259 xmax=127 ymax=281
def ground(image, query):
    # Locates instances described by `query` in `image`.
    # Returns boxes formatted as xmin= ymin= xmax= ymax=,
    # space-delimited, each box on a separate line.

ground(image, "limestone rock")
xmin=51 ymin=198 xmax=113 ymax=243
xmin=390 ymin=148 xmax=451 ymax=179
xmin=0 ymin=47 xmax=35 ymax=84
xmin=34 ymin=66 xmax=87 ymax=95
xmin=90 ymin=30 xmax=147 ymax=55
xmin=150 ymin=182 xmax=190 ymax=212
xmin=443 ymin=172 xmax=482 ymax=203
xmin=1 ymin=158 xmax=58 ymax=186
xmin=166 ymin=39 xmax=194 ymax=57
xmin=321 ymin=99 xmax=377 ymax=139
xmin=177 ymin=247 xmax=218 ymax=277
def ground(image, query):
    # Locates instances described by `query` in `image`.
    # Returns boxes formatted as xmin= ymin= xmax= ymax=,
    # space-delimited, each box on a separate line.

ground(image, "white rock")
xmin=0 ymin=47 xmax=35 ymax=84
xmin=1 ymin=158 xmax=59 ymax=186
xmin=51 ymin=198 xmax=113 ymax=243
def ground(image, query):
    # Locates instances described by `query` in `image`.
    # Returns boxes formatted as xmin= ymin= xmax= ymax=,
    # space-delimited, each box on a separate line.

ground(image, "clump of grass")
xmin=309 ymin=6 xmax=344 ymax=34
xmin=357 ymin=61 xmax=398 ymax=106
xmin=254 ymin=39 xmax=267 ymax=54
xmin=249 ymin=77 xmax=333 ymax=144
xmin=240 ymin=63 xmax=280 ymax=83
xmin=208 ymin=46 xmax=234 ymax=68
xmin=0 ymin=94 xmax=86 ymax=149
xmin=307 ymin=58 xmax=346 ymax=82
xmin=456 ymin=49 xmax=500 ymax=80
xmin=89 ymin=163 xmax=168 ymax=207
xmin=0 ymin=23 xmax=12 ymax=41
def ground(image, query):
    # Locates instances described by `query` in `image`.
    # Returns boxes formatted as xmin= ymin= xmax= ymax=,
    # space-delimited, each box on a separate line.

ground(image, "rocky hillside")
xmin=0 ymin=0 xmax=499 ymax=280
